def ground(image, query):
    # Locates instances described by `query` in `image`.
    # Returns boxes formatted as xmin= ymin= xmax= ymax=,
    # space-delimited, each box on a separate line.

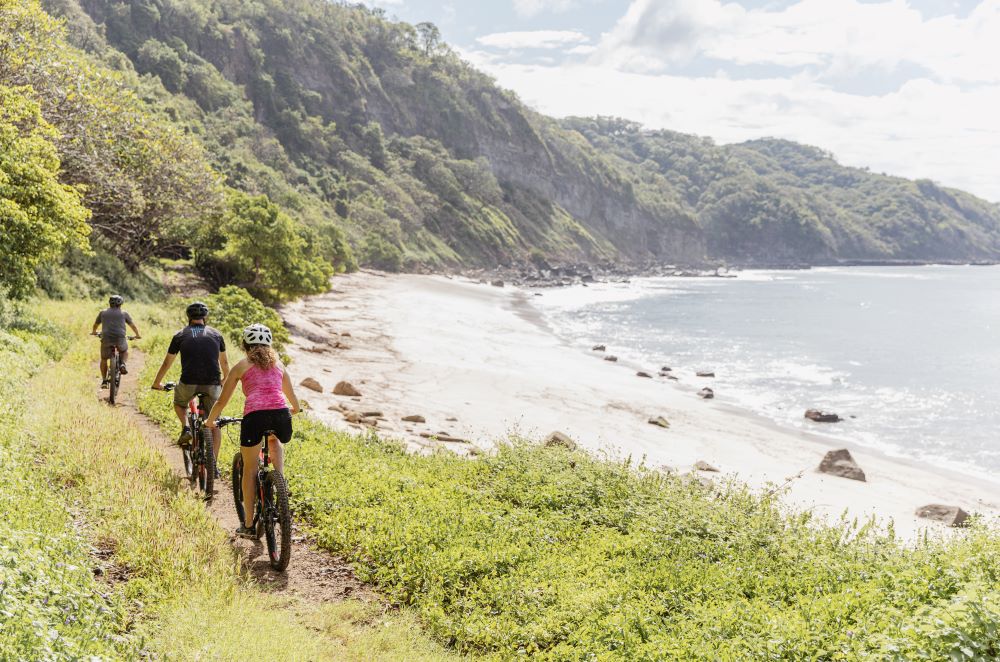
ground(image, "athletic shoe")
xmin=177 ymin=427 xmax=192 ymax=447
xmin=235 ymin=525 xmax=256 ymax=539
xmin=101 ymin=379 xmax=110 ymax=389
xmin=119 ymin=363 xmax=128 ymax=375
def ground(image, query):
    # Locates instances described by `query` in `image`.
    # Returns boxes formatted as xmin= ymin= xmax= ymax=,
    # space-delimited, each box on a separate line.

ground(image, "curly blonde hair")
xmin=243 ymin=342 xmax=279 ymax=370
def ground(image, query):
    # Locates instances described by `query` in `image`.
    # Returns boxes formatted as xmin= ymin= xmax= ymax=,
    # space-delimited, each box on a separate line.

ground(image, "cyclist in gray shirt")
xmin=91 ymin=294 xmax=142 ymax=388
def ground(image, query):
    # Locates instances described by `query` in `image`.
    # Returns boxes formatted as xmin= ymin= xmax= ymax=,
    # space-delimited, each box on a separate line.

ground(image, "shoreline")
xmin=281 ymin=271 xmax=1000 ymax=541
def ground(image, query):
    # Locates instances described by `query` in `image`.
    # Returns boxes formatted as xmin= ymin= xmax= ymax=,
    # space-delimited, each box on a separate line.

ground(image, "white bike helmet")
xmin=243 ymin=323 xmax=273 ymax=346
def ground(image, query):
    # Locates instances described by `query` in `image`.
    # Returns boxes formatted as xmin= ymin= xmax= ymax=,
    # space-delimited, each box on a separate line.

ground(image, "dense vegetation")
xmin=0 ymin=0 xmax=348 ymax=303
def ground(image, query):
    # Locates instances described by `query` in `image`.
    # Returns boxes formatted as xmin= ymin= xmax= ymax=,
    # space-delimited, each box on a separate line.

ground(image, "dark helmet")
xmin=109 ymin=294 xmax=124 ymax=307
xmin=186 ymin=301 xmax=209 ymax=320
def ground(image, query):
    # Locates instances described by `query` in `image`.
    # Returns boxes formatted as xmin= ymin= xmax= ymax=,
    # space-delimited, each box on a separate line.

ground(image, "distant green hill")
xmin=32 ymin=0 xmax=1000 ymax=277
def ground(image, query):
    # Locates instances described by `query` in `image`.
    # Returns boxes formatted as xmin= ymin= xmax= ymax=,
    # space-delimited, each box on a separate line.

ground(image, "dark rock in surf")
xmin=592 ymin=344 xmax=606 ymax=352
xmin=697 ymin=388 xmax=714 ymax=399
xmin=402 ymin=414 xmax=426 ymax=423
xmin=637 ymin=371 xmax=652 ymax=378
xmin=696 ymin=371 xmax=715 ymax=378
xmin=694 ymin=460 xmax=719 ymax=472
xmin=805 ymin=409 xmax=842 ymax=423
xmin=604 ymin=355 xmax=618 ymax=362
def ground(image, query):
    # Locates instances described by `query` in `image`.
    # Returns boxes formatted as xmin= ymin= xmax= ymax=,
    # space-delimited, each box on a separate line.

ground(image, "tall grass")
xmin=7 ymin=301 xmax=458 ymax=661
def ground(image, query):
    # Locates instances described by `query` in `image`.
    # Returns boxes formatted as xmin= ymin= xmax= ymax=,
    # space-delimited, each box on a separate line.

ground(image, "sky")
xmin=362 ymin=0 xmax=1000 ymax=202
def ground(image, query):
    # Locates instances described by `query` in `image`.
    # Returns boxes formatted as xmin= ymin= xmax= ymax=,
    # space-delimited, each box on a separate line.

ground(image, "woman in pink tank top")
xmin=207 ymin=323 xmax=300 ymax=538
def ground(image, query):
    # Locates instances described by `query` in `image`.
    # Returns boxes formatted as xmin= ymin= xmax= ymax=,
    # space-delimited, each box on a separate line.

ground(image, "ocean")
xmin=534 ymin=266 xmax=1000 ymax=480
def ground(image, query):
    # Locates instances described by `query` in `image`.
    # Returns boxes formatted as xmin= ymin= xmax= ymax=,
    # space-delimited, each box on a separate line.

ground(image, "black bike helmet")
xmin=109 ymin=294 xmax=124 ymax=307
xmin=186 ymin=301 xmax=209 ymax=320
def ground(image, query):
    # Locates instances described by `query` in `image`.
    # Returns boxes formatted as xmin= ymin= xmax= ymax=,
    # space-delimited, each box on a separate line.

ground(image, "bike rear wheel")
xmin=261 ymin=471 xmax=291 ymax=571
xmin=197 ymin=425 xmax=215 ymax=499
xmin=108 ymin=353 xmax=119 ymax=405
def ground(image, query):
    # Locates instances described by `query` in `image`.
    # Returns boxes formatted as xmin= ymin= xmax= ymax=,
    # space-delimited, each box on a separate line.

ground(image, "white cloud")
xmin=477 ymin=30 xmax=590 ymax=50
xmin=462 ymin=52 xmax=1000 ymax=200
xmin=513 ymin=0 xmax=576 ymax=19
xmin=593 ymin=0 xmax=1000 ymax=84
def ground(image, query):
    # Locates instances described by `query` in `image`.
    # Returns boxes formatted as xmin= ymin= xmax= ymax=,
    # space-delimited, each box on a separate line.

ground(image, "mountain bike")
xmin=94 ymin=332 xmax=137 ymax=405
xmin=163 ymin=382 xmax=216 ymax=500
xmin=218 ymin=417 xmax=291 ymax=571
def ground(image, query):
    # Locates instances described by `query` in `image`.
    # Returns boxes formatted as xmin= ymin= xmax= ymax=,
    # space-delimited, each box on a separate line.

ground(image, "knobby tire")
xmin=262 ymin=471 xmax=291 ymax=571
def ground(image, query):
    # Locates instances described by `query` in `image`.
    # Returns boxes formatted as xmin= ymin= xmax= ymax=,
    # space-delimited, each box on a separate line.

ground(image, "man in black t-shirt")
xmin=151 ymin=302 xmax=229 ymax=453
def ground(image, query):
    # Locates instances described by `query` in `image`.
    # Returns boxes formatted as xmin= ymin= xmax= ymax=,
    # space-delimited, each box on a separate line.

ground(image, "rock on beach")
xmin=915 ymin=504 xmax=969 ymax=527
xmin=333 ymin=381 xmax=362 ymax=397
xmin=818 ymin=449 xmax=866 ymax=481
xmin=300 ymin=377 xmax=323 ymax=393
xmin=545 ymin=431 xmax=577 ymax=451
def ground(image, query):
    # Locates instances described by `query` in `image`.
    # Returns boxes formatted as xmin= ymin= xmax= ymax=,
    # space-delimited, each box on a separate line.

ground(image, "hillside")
xmin=41 ymin=0 xmax=1000 ymax=275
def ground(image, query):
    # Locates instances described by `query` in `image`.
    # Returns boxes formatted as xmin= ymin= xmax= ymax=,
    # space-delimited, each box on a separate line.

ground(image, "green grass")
xmin=131 ymin=303 xmax=1000 ymax=660
xmin=2 ymin=300 xmax=458 ymax=661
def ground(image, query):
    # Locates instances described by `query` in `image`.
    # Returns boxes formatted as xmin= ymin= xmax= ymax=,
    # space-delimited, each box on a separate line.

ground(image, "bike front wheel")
xmin=261 ymin=471 xmax=291 ymax=571
xmin=197 ymin=426 xmax=215 ymax=499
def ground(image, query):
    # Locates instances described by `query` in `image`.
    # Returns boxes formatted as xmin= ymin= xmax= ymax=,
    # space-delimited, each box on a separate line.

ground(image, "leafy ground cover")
xmin=4 ymin=300 xmax=456 ymax=660
xmin=287 ymin=428 xmax=1000 ymax=659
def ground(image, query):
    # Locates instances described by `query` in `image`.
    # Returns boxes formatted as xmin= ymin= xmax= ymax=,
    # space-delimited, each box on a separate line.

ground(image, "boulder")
xmin=604 ymin=355 xmax=618 ymax=362
xmin=333 ymin=381 xmax=362 ymax=397
xmin=660 ymin=366 xmax=672 ymax=372
xmin=343 ymin=411 xmax=362 ymax=424
xmin=636 ymin=371 xmax=653 ymax=378
xmin=300 ymin=377 xmax=323 ymax=393
xmin=696 ymin=371 xmax=715 ymax=378
xmin=915 ymin=504 xmax=969 ymax=527
xmin=491 ymin=279 xmax=504 ymax=288
xmin=402 ymin=414 xmax=426 ymax=423
xmin=805 ymin=409 xmax=842 ymax=423
xmin=340 ymin=332 xmax=352 ymax=338
xmin=697 ymin=387 xmax=715 ymax=399
xmin=648 ymin=416 xmax=670 ymax=428
xmin=362 ymin=410 xmax=384 ymax=418
xmin=694 ymin=460 xmax=719 ymax=472
xmin=592 ymin=344 xmax=606 ymax=352
xmin=445 ymin=416 xmax=458 ymax=422
xmin=818 ymin=449 xmax=866 ymax=481
xmin=544 ymin=431 xmax=577 ymax=451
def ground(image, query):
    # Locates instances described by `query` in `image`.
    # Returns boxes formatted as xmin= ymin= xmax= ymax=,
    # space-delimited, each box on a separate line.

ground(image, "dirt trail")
xmin=107 ymin=348 xmax=373 ymax=604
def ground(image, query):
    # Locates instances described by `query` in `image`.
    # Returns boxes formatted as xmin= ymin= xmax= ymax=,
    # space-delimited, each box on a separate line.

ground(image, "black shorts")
xmin=240 ymin=408 xmax=293 ymax=447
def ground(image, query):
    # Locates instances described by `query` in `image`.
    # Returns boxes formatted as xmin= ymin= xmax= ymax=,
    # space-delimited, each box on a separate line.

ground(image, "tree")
xmin=195 ymin=190 xmax=334 ymax=302
xmin=415 ymin=21 xmax=441 ymax=56
xmin=0 ymin=85 xmax=90 ymax=297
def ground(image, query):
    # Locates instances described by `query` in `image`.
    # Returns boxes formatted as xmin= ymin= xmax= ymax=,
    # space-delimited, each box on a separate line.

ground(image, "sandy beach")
xmin=281 ymin=272 xmax=1000 ymax=540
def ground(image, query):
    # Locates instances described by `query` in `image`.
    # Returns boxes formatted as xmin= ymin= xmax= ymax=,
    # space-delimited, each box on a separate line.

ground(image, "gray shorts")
xmin=173 ymin=382 xmax=222 ymax=414
xmin=100 ymin=338 xmax=128 ymax=360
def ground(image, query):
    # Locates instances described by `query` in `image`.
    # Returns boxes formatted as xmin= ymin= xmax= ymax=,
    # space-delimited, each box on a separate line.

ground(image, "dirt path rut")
xmin=109 ymin=349 xmax=373 ymax=604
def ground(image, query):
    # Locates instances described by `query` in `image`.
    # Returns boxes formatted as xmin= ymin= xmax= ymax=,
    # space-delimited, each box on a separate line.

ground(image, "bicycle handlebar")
xmin=94 ymin=332 xmax=139 ymax=340
xmin=216 ymin=417 xmax=242 ymax=428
